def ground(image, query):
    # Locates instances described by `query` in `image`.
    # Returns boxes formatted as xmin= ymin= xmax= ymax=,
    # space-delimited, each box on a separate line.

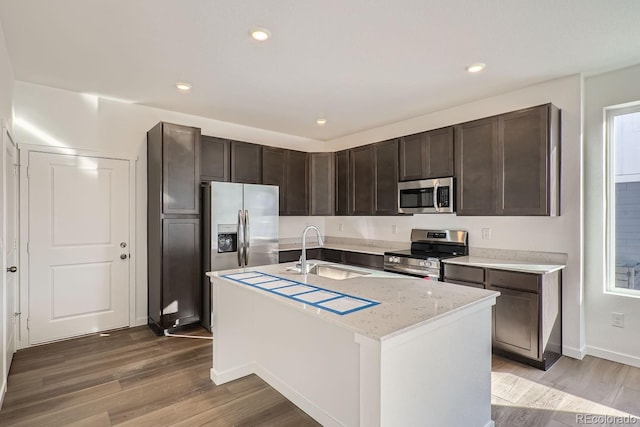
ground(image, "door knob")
xmin=120 ymin=254 xmax=128 ymax=260
xmin=6 ymin=266 xmax=17 ymax=273
xmin=120 ymin=242 xmax=127 ymax=248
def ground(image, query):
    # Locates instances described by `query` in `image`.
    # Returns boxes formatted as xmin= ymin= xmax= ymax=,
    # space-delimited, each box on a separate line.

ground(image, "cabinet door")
xmin=200 ymin=135 xmax=230 ymax=182
xmin=162 ymin=218 xmax=201 ymax=329
xmin=335 ymin=150 xmax=350 ymax=216
xmin=310 ymin=152 xmax=335 ymax=215
xmin=427 ymin=126 xmax=454 ymax=178
xmin=350 ymin=145 xmax=374 ymax=215
xmin=488 ymin=285 xmax=540 ymax=360
xmin=285 ymin=150 xmax=309 ymax=215
xmin=455 ymin=117 xmax=498 ymax=215
xmin=498 ymin=104 xmax=553 ymax=215
xmin=262 ymin=147 xmax=287 ymax=214
xmin=399 ymin=132 xmax=427 ymax=181
xmin=231 ymin=140 xmax=262 ymax=184
xmin=374 ymin=139 xmax=399 ymax=215
xmin=162 ymin=123 xmax=201 ymax=214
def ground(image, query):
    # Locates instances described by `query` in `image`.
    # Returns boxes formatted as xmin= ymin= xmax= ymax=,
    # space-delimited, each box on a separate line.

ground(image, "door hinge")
xmin=26 ymin=318 xmax=30 ymax=330
xmin=13 ymin=165 xmax=17 ymax=176
xmin=26 ymin=166 xmax=29 ymax=178
xmin=26 ymin=242 xmax=30 ymax=253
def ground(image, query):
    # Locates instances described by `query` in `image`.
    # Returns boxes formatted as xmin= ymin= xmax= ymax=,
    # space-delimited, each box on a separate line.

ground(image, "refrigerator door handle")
xmin=244 ymin=210 xmax=250 ymax=265
xmin=237 ymin=209 xmax=244 ymax=267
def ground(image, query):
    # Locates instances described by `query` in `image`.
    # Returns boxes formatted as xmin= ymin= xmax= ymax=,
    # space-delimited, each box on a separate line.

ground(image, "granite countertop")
xmin=278 ymin=243 xmax=390 ymax=256
xmin=442 ymin=256 xmax=565 ymax=274
xmin=207 ymin=261 xmax=498 ymax=342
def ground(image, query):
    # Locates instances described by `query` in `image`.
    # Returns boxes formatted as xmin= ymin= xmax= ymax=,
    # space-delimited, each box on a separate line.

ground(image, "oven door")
xmin=398 ymin=177 xmax=454 ymax=214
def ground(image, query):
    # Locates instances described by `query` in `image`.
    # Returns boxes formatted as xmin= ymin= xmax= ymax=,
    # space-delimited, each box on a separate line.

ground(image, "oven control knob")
xmin=419 ymin=260 xmax=426 ymax=267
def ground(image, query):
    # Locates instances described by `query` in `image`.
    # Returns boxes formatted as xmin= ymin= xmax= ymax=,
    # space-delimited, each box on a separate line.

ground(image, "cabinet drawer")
xmin=444 ymin=278 xmax=485 ymax=289
xmin=322 ymin=249 xmax=345 ymax=263
xmin=487 ymin=269 xmax=540 ymax=293
xmin=344 ymin=251 xmax=384 ymax=270
xmin=443 ymin=264 xmax=485 ymax=284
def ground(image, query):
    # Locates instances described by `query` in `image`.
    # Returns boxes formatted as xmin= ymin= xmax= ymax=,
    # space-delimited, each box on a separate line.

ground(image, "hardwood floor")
xmin=2 ymin=326 xmax=640 ymax=426
xmin=492 ymin=354 xmax=640 ymax=426
xmin=0 ymin=326 xmax=319 ymax=426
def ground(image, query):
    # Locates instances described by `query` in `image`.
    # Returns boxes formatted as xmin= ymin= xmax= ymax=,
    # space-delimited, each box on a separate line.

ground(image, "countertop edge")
xmin=442 ymin=256 xmax=566 ymax=274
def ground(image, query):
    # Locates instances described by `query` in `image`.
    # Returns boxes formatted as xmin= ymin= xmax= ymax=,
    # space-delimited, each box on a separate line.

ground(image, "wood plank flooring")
xmin=2 ymin=326 xmax=640 ymax=426
xmin=0 ymin=326 xmax=319 ymax=426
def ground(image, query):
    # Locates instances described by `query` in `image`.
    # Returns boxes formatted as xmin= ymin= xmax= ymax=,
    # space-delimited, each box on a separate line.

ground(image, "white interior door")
xmin=3 ymin=128 xmax=17 ymax=374
xmin=28 ymin=152 xmax=130 ymax=344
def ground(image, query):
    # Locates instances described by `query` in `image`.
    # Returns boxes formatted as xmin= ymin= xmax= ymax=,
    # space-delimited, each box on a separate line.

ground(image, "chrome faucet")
xmin=300 ymin=225 xmax=324 ymax=274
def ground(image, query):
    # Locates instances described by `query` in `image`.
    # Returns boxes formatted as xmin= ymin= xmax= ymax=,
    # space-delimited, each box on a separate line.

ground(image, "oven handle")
xmin=433 ymin=182 xmax=440 ymax=213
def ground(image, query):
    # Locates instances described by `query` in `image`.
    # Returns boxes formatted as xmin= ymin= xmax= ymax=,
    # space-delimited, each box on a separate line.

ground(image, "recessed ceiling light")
xmin=250 ymin=28 xmax=271 ymax=41
xmin=316 ymin=118 xmax=327 ymax=126
xmin=466 ymin=63 xmax=486 ymax=73
xmin=176 ymin=82 xmax=192 ymax=92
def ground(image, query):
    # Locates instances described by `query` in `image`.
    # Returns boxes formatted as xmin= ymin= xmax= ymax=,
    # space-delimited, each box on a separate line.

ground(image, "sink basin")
xmin=308 ymin=264 xmax=370 ymax=280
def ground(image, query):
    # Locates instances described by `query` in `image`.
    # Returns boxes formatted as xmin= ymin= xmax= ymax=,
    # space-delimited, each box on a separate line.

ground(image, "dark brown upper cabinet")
xmin=455 ymin=117 xmax=498 ymax=216
xmin=153 ymin=122 xmax=201 ymax=215
xmin=374 ymin=139 xmax=399 ymax=215
xmin=285 ymin=150 xmax=309 ymax=215
xmin=456 ymin=104 xmax=560 ymax=216
xmin=335 ymin=150 xmax=350 ymax=216
xmin=350 ymin=144 xmax=375 ymax=215
xmin=262 ymin=147 xmax=308 ymax=215
xmin=309 ymin=152 xmax=335 ymax=216
xmin=262 ymin=146 xmax=287 ymax=214
xmin=231 ymin=140 xmax=262 ymax=184
xmin=200 ymin=135 xmax=230 ymax=182
xmin=399 ymin=127 xmax=454 ymax=181
xmin=497 ymin=104 xmax=560 ymax=216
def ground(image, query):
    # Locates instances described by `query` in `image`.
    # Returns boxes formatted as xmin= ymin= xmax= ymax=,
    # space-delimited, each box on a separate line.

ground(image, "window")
xmin=607 ymin=105 xmax=640 ymax=294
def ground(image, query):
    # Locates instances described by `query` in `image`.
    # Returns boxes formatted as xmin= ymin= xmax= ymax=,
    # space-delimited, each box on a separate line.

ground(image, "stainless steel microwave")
xmin=398 ymin=177 xmax=454 ymax=214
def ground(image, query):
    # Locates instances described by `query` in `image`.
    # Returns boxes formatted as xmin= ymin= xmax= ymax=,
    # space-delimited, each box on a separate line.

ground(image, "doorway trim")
xmin=17 ymin=143 xmax=138 ymax=349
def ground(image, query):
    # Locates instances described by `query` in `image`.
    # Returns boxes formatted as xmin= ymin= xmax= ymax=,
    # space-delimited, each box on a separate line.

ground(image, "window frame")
xmin=605 ymin=104 xmax=640 ymax=297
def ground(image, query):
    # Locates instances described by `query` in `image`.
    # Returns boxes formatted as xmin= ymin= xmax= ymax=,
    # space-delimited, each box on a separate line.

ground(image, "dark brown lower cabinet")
xmin=149 ymin=218 xmax=201 ymax=334
xmin=443 ymin=263 xmax=562 ymax=370
xmin=278 ymin=248 xmax=383 ymax=270
xmin=488 ymin=285 xmax=539 ymax=360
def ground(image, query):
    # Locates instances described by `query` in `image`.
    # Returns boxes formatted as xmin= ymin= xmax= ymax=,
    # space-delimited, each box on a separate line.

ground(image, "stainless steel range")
xmin=384 ymin=229 xmax=468 ymax=280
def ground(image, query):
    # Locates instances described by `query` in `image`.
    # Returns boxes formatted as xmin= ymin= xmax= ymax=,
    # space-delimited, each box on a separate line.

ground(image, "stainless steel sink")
xmin=308 ymin=264 xmax=370 ymax=280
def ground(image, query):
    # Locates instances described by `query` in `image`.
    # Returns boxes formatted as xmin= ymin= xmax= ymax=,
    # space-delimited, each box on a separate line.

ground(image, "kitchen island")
xmin=206 ymin=262 xmax=498 ymax=427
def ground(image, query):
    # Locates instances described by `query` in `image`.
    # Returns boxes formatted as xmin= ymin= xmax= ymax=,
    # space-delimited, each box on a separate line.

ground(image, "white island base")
xmin=209 ymin=268 xmax=496 ymax=427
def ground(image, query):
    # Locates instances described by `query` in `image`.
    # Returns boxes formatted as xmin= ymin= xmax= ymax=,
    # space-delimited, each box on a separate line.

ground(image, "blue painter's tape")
xmin=221 ymin=271 xmax=380 ymax=315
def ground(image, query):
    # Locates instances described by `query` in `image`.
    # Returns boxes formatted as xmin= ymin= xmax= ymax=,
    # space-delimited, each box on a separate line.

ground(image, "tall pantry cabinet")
xmin=147 ymin=122 xmax=202 ymax=335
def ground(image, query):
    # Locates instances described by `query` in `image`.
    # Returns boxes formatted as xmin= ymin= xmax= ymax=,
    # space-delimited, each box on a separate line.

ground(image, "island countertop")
xmin=207 ymin=261 xmax=498 ymax=342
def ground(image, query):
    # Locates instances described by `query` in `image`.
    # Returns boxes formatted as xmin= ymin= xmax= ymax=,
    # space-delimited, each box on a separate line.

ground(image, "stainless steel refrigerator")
xmin=201 ymin=182 xmax=279 ymax=330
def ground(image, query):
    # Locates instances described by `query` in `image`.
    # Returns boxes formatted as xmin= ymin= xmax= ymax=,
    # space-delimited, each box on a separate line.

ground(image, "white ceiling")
xmin=1 ymin=0 xmax=639 ymax=141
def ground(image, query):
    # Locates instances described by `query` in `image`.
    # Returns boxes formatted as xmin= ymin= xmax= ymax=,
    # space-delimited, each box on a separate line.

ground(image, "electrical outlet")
xmin=481 ymin=228 xmax=491 ymax=240
xmin=391 ymin=225 xmax=398 ymax=234
xmin=612 ymin=312 xmax=625 ymax=328
xmin=339 ymin=223 xmax=344 ymax=232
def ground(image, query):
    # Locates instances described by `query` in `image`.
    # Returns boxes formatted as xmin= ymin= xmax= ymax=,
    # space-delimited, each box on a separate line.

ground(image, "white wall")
xmin=325 ymin=75 xmax=585 ymax=358
xmin=584 ymin=64 xmax=640 ymax=367
xmin=0 ymin=17 xmax=14 ymax=406
xmin=12 ymin=81 xmax=318 ymax=327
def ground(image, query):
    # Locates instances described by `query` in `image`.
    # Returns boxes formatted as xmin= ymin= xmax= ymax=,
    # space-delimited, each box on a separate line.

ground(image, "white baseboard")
xmin=209 ymin=363 xmax=254 ymax=385
xmin=255 ymin=365 xmax=341 ymax=427
xmin=562 ymin=345 xmax=587 ymax=360
xmin=586 ymin=345 xmax=640 ymax=369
